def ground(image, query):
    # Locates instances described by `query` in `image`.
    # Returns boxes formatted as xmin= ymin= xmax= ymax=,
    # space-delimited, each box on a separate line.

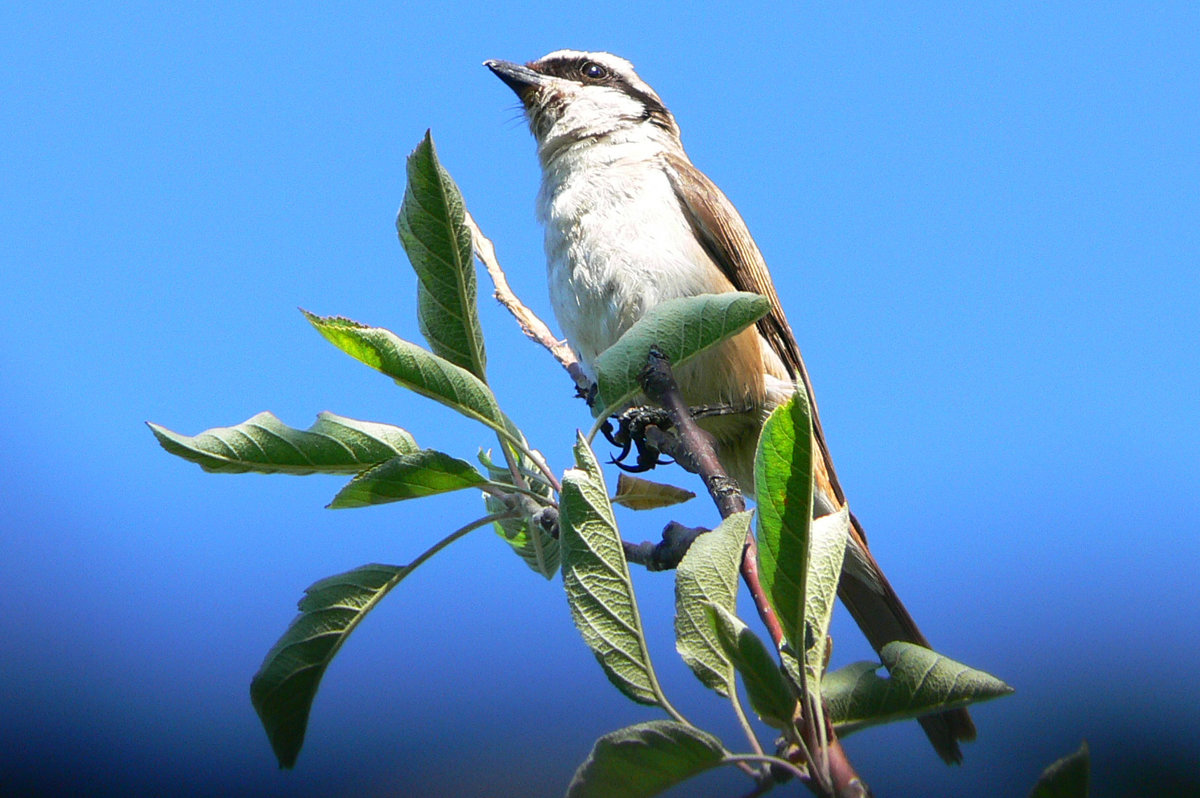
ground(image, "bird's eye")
xmin=581 ymin=61 xmax=607 ymax=80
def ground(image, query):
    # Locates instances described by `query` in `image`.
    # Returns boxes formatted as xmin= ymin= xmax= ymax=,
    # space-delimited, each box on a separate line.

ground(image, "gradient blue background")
xmin=3 ymin=4 xmax=1197 ymax=796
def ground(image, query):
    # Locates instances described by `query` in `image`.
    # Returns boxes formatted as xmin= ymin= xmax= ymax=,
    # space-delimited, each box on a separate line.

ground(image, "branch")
xmin=465 ymin=213 xmax=869 ymax=796
xmin=638 ymin=350 xmax=744 ymax=518
xmin=636 ymin=347 xmax=869 ymax=798
xmin=465 ymin=211 xmax=592 ymax=397
xmin=622 ymin=522 xmax=708 ymax=571
xmin=635 ymin=349 xmax=791 ymax=637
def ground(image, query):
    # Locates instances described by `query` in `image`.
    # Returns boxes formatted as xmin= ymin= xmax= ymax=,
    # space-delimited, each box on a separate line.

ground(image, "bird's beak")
xmin=484 ymin=59 xmax=549 ymax=104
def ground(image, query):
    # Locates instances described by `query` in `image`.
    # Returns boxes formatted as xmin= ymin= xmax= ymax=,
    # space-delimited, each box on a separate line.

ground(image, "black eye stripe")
xmin=529 ymin=55 xmax=674 ymax=131
xmin=535 ymin=56 xmax=616 ymax=84
xmin=534 ymin=56 xmax=590 ymax=80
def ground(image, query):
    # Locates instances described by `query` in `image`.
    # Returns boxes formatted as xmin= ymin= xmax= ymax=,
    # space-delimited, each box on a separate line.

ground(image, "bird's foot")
xmin=601 ymin=406 xmax=675 ymax=473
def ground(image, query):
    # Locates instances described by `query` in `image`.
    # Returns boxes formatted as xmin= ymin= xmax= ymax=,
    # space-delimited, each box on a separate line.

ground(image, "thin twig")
xmin=479 ymin=481 xmax=555 ymax=505
xmin=465 ymin=211 xmax=592 ymax=396
xmin=739 ymin=535 xmax=787 ymax=672
xmin=721 ymin=754 xmax=808 ymax=785
xmin=406 ymin=510 xmax=523 ymax=573
xmin=495 ymin=426 xmax=562 ymax=494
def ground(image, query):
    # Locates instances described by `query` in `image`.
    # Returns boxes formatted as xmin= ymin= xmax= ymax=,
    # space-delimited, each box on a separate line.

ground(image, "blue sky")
xmin=3 ymin=3 xmax=1198 ymax=797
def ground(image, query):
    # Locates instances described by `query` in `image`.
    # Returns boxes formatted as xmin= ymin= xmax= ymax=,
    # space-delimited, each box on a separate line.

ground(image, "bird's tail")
xmin=837 ymin=511 xmax=977 ymax=763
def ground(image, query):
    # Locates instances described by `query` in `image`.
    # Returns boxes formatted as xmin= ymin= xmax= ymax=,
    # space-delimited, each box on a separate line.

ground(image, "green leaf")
xmin=250 ymin=564 xmax=406 ymax=768
xmin=1029 ymin=742 xmax=1090 ymax=798
xmin=397 ymin=131 xmax=487 ymax=381
xmin=590 ymin=293 xmax=771 ymax=419
xmin=148 ymin=411 xmax=418 ymax=474
xmin=559 ymin=432 xmax=661 ymax=705
xmin=328 ymin=450 xmax=486 ymax=508
xmin=303 ymin=312 xmax=514 ymax=440
xmin=674 ymin=511 xmax=752 ymax=696
xmin=612 ymin=473 xmax=696 ymax=510
xmin=707 ymin=603 xmax=798 ymax=729
xmin=495 ymin=512 xmax=560 ymax=579
xmin=566 ymin=720 xmax=726 ymax=798
xmin=801 ymin=506 xmax=851 ymax=683
xmin=824 ymin=642 xmax=1015 ymax=737
xmin=479 ymin=448 xmax=559 ymax=579
xmin=250 ymin=512 xmax=493 ymax=769
xmin=753 ymin=391 xmax=815 ymax=661
xmin=571 ymin=428 xmax=607 ymax=479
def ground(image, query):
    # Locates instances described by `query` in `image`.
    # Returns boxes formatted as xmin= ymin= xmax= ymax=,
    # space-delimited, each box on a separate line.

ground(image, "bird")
xmin=486 ymin=49 xmax=976 ymax=762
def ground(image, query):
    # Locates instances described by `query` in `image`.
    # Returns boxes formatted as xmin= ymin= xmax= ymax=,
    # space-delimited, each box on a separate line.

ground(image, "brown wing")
xmin=665 ymin=151 xmax=977 ymax=761
xmin=663 ymin=150 xmax=847 ymax=504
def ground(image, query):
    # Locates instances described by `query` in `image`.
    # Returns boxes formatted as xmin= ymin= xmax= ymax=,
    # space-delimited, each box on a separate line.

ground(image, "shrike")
xmin=486 ymin=49 xmax=975 ymax=762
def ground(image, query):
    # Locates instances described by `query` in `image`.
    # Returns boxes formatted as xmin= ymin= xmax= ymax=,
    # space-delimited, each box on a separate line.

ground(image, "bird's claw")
xmin=605 ymin=406 xmax=674 ymax=474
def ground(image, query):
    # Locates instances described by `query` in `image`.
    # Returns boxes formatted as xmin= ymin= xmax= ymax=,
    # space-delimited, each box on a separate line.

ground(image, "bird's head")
xmin=486 ymin=50 xmax=680 ymax=161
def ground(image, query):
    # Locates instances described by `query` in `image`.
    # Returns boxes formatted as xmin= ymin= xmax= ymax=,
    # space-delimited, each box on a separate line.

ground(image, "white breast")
xmin=537 ymin=143 xmax=723 ymax=370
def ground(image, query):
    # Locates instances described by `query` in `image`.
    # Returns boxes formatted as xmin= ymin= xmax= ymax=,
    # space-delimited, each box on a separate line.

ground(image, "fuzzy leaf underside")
xmin=753 ymin=392 xmax=815 ymax=661
xmin=591 ymin=293 xmax=771 ymax=419
xmin=250 ymin=564 xmax=407 ymax=768
xmin=673 ymin=511 xmax=752 ymax=697
xmin=801 ymin=506 xmax=851 ymax=683
xmin=559 ymin=433 xmax=660 ymax=705
xmin=398 ymin=130 xmax=487 ymax=381
xmin=566 ymin=720 xmax=726 ymax=798
xmin=148 ymin=411 xmax=418 ymax=474
xmin=824 ymin=642 xmax=1015 ymax=736
xmin=328 ymin=449 xmax=486 ymax=508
